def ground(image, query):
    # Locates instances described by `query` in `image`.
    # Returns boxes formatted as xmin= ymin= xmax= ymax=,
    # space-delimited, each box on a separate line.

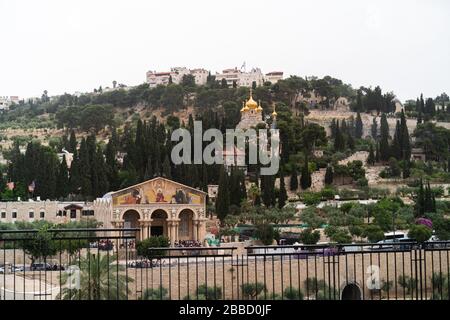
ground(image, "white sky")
xmin=0 ymin=0 xmax=449 ymax=101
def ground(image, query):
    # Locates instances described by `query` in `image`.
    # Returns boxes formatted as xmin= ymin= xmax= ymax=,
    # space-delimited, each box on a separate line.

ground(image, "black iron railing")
xmin=1 ymin=228 xmax=449 ymax=300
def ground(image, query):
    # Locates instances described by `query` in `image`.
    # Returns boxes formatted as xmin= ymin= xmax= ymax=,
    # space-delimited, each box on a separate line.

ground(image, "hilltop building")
xmin=265 ymin=71 xmax=284 ymax=84
xmin=0 ymin=96 xmax=19 ymax=111
xmin=215 ymin=67 xmax=264 ymax=88
xmin=146 ymin=67 xmax=209 ymax=88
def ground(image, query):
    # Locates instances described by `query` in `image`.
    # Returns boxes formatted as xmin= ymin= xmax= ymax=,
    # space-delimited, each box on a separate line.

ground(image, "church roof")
xmin=107 ymin=177 xmax=208 ymax=197
xmin=242 ymin=89 xmax=262 ymax=112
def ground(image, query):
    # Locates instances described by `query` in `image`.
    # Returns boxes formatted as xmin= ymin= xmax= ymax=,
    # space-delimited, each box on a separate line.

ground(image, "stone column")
xmin=173 ymin=221 xmax=179 ymax=242
xmin=193 ymin=220 xmax=199 ymax=241
xmin=138 ymin=220 xmax=145 ymax=241
xmin=167 ymin=221 xmax=173 ymax=243
xmin=147 ymin=220 xmax=152 ymax=238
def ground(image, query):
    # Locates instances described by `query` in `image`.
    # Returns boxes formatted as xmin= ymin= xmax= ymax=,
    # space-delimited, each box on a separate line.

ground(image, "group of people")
xmin=120 ymin=240 xmax=136 ymax=249
xmin=90 ymin=240 xmax=114 ymax=251
xmin=173 ymin=240 xmax=202 ymax=248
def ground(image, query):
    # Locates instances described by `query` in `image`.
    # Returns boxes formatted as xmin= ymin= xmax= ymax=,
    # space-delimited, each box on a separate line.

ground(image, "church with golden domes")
xmin=236 ymin=89 xmax=278 ymax=130
xmin=236 ymin=89 xmax=266 ymax=130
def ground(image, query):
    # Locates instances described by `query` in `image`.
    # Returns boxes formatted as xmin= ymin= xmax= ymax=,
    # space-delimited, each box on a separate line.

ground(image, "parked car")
xmin=31 ymin=263 xmax=52 ymax=271
xmin=11 ymin=265 xmax=25 ymax=272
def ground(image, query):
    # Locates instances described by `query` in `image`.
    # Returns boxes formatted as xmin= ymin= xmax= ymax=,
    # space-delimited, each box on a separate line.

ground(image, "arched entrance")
xmin=178 ymin=209 xmax=195 ymax=241
xmin=151 ymin=209 xmax=168 ymax=237
xmin=341 ymin=283 xmax=362 ymax=300
xmin=123 ymin=209 xmax=141 ymax=240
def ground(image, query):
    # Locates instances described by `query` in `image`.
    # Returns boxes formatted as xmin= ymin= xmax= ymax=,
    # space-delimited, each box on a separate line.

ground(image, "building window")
xmin=70 ymin=209 xmax=76 ymax=219
xmin=1 ymin=211 xmax=5 ymax=219
xmin=40 ymin=211 xmax=45 ymax=219
xmin=82 ymin=210 xmax=94 ymax=217
xmin=29 ymin=211 xmax=34 ymax=219
xmin=12 ymin=211 xmax=17 ymax=219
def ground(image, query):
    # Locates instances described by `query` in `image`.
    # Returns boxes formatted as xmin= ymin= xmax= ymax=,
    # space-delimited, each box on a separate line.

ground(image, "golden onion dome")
xmin=256 ymin=100 xmax=263 ymax=112
xmin=240 ymin=101 xmax=249 ymax=112
xmin=245 ymin=89 xmax=258 ymax=109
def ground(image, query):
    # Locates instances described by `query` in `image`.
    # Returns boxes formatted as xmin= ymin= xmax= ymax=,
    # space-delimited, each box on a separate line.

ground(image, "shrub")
xmin=141 ymin=286 xmax=168 ymax=300
xmin=196 ymin=284 xmax=222 ymax=300
xmin=136 ymin=236 xmax=170 ymax=259
xmin=299 ymin=228 xmax=320 ymax=245
xmin=241 ymin=282 xmax=267 ymax=299
xmin=301 ymin=192 xmax=322 ymax=206
xmin=363 ymin=225 xmax=385 ymax=243
xmin=408 ymin=224 xmax=432 ymax=243
xmin=254 ymin=224 xmax=275 ymax=245
xmin=283 ymin=286 xmax=304 ymax=300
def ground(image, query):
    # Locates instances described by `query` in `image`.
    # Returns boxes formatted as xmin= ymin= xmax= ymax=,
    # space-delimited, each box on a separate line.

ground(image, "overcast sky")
xmin=0 ymin=0 xmax=449 ymax=101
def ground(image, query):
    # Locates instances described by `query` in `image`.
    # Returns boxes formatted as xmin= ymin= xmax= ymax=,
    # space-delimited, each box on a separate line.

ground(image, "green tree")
xmin=355 ymin=112 xmax=363 ymax=139
xmin=324 ymin=166 xmax=333 ymax=185
xmin=367 ymin=144 xmax=375 ymax=165
xmin=408 ymin=224 xmax=432 ymax=243
xmin=216 ymin=166 xmax=230 ymax=222
xmin=300 ymin=155 xmax=312 ymax=190
xmin=278 ymin=171 xmax=287 ymax=209
xmin=56 ymin=155 xmax=70 ymax=198
xmin=58 ymin=253 xmax=132 ymax=300
xmin=290 ymin=167 xmax=298 ymax=191
xmin=380 ymin=113 xmax=390 ymax=161
xmin=299 ymin=228 xmax=320 ymax=245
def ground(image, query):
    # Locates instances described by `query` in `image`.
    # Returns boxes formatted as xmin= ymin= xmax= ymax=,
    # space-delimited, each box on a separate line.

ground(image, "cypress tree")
xmin=162 ymin=155 xmax=172 ymax=179
xmin=402 ymin=160 xmax=411 ymax=179
xmin=144 ymin=157 xmax=153 ymax=180
xmin=371 ymin=117 xmax=378 ymax=139
xmin=355 ymin=112 xmax=363 ymax=139
xmin=94 ymin=146 xmax=109 ymax=198
xmin=290 ymin=166 xmax=298 ymax=191
xmin=400 ymin=110 xmax=411 ymax=160
xmin=415 ymin=179 xmax=425 ymax=217
xmin=375 ymin=142 xmax=380 ymax=163
xmin=238 ymin=170 xmax=247 ymax=205
xmin=261 ymin=174 xmax=275 ymax=208
xmin=69 ymin=130 xmax=77 ymax=153
xmin=334 ymin=122 xmax=345 ymax=151
xmin=216 ymin=166 xmax=230 ymax=222
xmin=201 ymin=165 xmax=208 ymax=193
xmin=380 ymin=113 xmax=390 ymax=161
xmin=56 ymin=155 xmax=69 ymax=199
xmin=324 ymin=166 xmax=333 ymax=185
xmin=278 ymin=170 xmax=287 ymax=209
xmin=78 ymin=138 xmax=92 ymax=197
xmin=391 ymin=120 xmax=402 ymax=160
xmin=367 ymin=144 xmax=375 ymax=165
xmin=300 ymin=155 xmax=312 ymax=190
xmin=105 ymin=135 xmax=119 ymax=190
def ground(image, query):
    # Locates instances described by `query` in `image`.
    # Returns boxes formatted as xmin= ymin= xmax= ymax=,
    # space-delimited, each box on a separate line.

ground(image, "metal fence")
xmin=1 ymin=228 xmax=450 ymax=300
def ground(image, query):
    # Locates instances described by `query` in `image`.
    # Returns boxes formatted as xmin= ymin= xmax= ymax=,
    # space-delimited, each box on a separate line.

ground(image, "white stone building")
xmin=215 ymin=67 xmax=265 ymax=88
xmin=0 ymin=96 xmax=18 ymax=111
xmin=265 ymin=71 xmax=284 ymax=84
xmin=146 ymin=67 xmax=208 ymax=88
